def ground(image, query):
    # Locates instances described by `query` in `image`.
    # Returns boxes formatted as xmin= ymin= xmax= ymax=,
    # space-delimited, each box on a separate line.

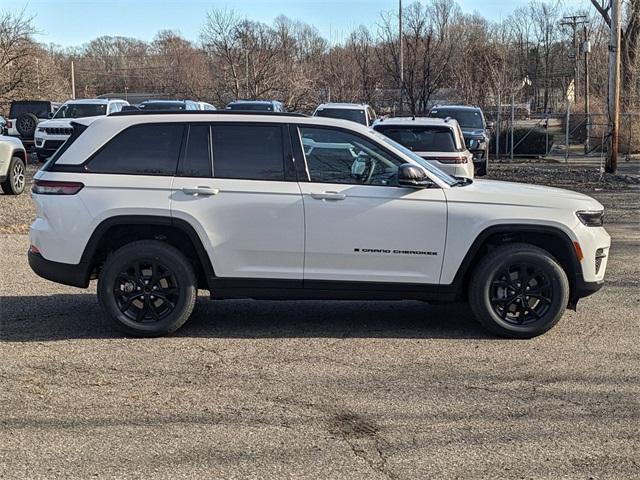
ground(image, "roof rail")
xmin=109 ymin=110 xmax=308 ymax=118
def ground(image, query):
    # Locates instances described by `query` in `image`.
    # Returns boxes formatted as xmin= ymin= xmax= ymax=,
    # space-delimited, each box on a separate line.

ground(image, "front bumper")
xmin=28 ymin=250 xmax=91 ymax=288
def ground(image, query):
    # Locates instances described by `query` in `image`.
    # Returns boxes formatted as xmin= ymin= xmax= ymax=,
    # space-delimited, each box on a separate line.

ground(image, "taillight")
xmin=32 ymin=179 xmax=84 ymax=195
xmin=423 ymin=156 xmax=467 ymax=164
xmin=6 ymin=120 xmax=12 ymax=128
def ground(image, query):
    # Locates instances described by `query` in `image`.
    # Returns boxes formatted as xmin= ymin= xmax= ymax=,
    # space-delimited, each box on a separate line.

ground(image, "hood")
xmin=446 ymin=179 xmax=604 ymax=211
xmin=38 ymin=116 xmax=103 ymax=129
xmin=461 ymin=128 xmax=487 ymax=138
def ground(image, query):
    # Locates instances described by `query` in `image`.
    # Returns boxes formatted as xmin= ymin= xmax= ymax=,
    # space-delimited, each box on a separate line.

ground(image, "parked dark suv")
xmin=429 ymin=105 xmax=492 ymax=176
xmin=6 ymin=100 xmax=61 ymax=145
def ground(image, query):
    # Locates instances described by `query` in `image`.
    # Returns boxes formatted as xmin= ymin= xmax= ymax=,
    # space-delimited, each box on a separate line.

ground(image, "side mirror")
xmin=398 ymin=164 xmax=433 ymax=188
xmin=48 ymin=112 xmax=54 ymax=118
xmin=487 ymin=121 xmax=495 ymax=130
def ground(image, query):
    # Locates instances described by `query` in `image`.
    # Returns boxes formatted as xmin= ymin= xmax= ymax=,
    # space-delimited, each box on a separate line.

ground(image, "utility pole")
xmin=399 ymin=0 xmax=404 ymax=114
xmin=606 ymin=0 xmax=621 ymax=173
xmin=560 ymin=15 xmax=587 ymax=103
xmin=583 ymin=24 xmax=591 ymax=154
xmin=71 ymin=60 xmax=76 ymax=99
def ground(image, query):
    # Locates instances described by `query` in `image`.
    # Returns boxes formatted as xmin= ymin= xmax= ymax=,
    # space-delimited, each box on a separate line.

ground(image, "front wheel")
xmin=1 ymin=157 xmax=26 ymax=195
xmin=469 ymin=243 xmax=569 ymax=338
xmin=97 ymin=240 xmax=197 ymax=337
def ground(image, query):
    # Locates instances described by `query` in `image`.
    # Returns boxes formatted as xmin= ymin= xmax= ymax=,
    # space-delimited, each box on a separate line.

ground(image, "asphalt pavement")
xmin=1 ymin=214 xmax=639 ymax=478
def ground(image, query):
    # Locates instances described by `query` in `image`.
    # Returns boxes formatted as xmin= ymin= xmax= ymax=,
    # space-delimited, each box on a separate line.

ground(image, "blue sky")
xmin=9 ymin=0 xmax=575 ymax=47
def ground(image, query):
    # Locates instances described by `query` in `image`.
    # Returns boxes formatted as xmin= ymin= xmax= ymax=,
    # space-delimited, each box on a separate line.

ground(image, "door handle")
xmin=182 ymin=186 xmax=219 ymax=196
xmin=310 ymin=191 xmax=346 ymax=201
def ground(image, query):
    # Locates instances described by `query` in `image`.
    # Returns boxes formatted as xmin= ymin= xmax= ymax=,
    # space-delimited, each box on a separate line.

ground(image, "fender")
xmin=443 ymin=223 xmax=583 ymax=298
xmin=80 ymin=215 xmax=216 ymax=289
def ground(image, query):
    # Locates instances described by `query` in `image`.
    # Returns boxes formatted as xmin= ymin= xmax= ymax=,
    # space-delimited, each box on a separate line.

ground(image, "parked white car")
xmin=0 ymin=135 xmax=27 ymax=195
xmin=313 ymin=103 xmax=377 ymax=126
xmin=29 ymin=111 xmax=610 ymax=338
xmin=373 ymin=117 xmax=475 ymax=179
xmin=34 ymin=98 xmax=129 ymax=162
xmin=197 ymin=102 xmax=216 ymax=110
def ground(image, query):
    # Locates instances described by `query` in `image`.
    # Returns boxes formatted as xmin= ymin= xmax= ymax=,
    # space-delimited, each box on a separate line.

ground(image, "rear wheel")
xmin=469 ymin=243 xmax=569 ymax=338
xmin=1 ymin=157 xmax=26 ymax=195
xmin=97 ymin=240 xmax=197 ymax=337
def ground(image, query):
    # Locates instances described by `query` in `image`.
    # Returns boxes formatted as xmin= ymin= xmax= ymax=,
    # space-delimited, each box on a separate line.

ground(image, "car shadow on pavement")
xmin=0 ymin=294 xmax=491 ymax=342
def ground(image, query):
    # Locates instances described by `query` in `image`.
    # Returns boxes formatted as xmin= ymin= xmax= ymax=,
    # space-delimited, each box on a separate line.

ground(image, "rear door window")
xmin=211 ymin=124 xmax=285 ymax=181
xmin=86 ymin=124 xmax=184 ymax=175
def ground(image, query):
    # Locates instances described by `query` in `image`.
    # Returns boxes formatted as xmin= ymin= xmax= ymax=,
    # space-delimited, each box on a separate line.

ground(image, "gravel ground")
xmin=1 ymin=161 xmax=639 ymax=479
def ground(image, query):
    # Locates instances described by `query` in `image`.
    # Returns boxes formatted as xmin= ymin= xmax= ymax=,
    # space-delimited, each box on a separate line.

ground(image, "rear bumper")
xmin=28 ymin=250 xmax=90 ymax=288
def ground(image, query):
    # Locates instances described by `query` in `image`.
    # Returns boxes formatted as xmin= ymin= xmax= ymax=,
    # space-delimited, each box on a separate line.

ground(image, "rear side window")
xmin=211 ymin=124 xmax=284 ymax=181
xmin=180 ymin=124 xmax=211 ymax=177
xmin=86 ymin=124 xmax=184 ymax=175
xmin=10 ymin=102 xmax=51 ymax=119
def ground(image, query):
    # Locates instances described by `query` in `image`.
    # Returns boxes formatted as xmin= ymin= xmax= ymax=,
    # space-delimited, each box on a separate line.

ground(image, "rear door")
xmin=171 ymin=122 xmax=304 ymax=280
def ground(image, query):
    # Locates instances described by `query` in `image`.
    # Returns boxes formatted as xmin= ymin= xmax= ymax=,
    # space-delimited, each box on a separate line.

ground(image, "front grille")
xmin=43 ymin=140 xmax=65 ymax=149
xmin=595 ymin=248 xmax=606 ymax=274
xmin=44 ymin=127 xmax=73 ymax=136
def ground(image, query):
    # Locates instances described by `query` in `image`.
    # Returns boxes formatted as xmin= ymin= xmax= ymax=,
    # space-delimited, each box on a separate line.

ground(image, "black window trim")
xmin=177 ymin=123 xmax=213 ymax=178
xmin=292 ymin=123 xmax=411 ymax=187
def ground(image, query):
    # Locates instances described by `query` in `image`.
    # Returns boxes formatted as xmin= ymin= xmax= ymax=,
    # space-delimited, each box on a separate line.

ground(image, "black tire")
xmin=475 ymin=158 xmax=487 ymax=176
xmin=15 ymin=113 xmax=39 ymax=138
xmin=97 ymin=240 xmax=197 ymax=337
xmin=1 ymin=157 xmax=26 ymax=195
xmin=469 ymin=243 xmax=569 ymax=338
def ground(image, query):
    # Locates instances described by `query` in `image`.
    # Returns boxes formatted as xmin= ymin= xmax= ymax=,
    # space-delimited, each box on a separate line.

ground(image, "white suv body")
xmin=313 ymin=103 xmax=377 ymax=126
xmin=29 ymin=112 xmax=610 ymax=338
xmin=373 ymin=117 xmax=475 ymax=179
xmin=34 ymin=99 xmax=129 ymax=162
xmin=0 ymin=135 xmax=27 ymax=194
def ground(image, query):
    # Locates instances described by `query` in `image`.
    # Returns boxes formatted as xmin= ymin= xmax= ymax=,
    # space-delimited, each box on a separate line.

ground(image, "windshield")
xmin=371 ymin=131 xmax=457 ymax=186
xmin=54 ymin=103 xmax=107 ymax=119
xmin=10 ymin=102 xmax=51 ymax=119
xmin=227 ymin=102 xmax=273 ymax=111
xmin=140 ymin=102 xmax=185 ymax=111
xmin=315 ymin=108 xmax=367 ymax=125
xmin=374 ymin=125 xmax=459 ymax=152
xmin=429 ymin=109 xmax=484 ymax=129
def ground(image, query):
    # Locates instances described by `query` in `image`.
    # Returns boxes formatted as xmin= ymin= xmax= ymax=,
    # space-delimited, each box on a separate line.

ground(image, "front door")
xmin=295 ymin=125 xmax=447 ymax=284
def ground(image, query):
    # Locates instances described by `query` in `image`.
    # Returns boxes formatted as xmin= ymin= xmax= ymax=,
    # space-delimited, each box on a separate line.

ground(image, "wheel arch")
xmin=12 ymin=148 xmax=27 ymax=163
xmin=449 ymin=224 xmax=582 ymax=301
xmin=81 ymin=215 xmax=215 ymax=290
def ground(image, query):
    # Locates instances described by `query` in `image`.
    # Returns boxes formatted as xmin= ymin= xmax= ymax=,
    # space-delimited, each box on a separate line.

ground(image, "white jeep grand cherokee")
xmin=29 ymin=111 xmax=610 ymax=338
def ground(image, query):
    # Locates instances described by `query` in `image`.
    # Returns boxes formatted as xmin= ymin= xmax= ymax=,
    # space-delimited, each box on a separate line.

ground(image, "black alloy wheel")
xmin=489 ymin=263 xmax=553 ymax=325
xmin=469 ymin=243 xmax=569 ymax=338
xmin=114 ymin=260 xmax=180 ymax=323
xmin=98 ymin=240 xmax=197 ymax=336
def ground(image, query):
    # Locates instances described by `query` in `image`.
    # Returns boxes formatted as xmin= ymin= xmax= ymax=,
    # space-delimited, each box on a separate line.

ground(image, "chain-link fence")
xmin=485 ymin=104 xmax=639 ymax=161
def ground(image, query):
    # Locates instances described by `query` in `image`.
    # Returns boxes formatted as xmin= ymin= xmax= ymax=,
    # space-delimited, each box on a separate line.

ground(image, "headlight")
xmin=576 ymin=210 xmax=604 ymax=227
xmin=37 ymin=127 xmax=45 ymax=132
xmin=468 ymin=139 xmax=478 ymax=149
